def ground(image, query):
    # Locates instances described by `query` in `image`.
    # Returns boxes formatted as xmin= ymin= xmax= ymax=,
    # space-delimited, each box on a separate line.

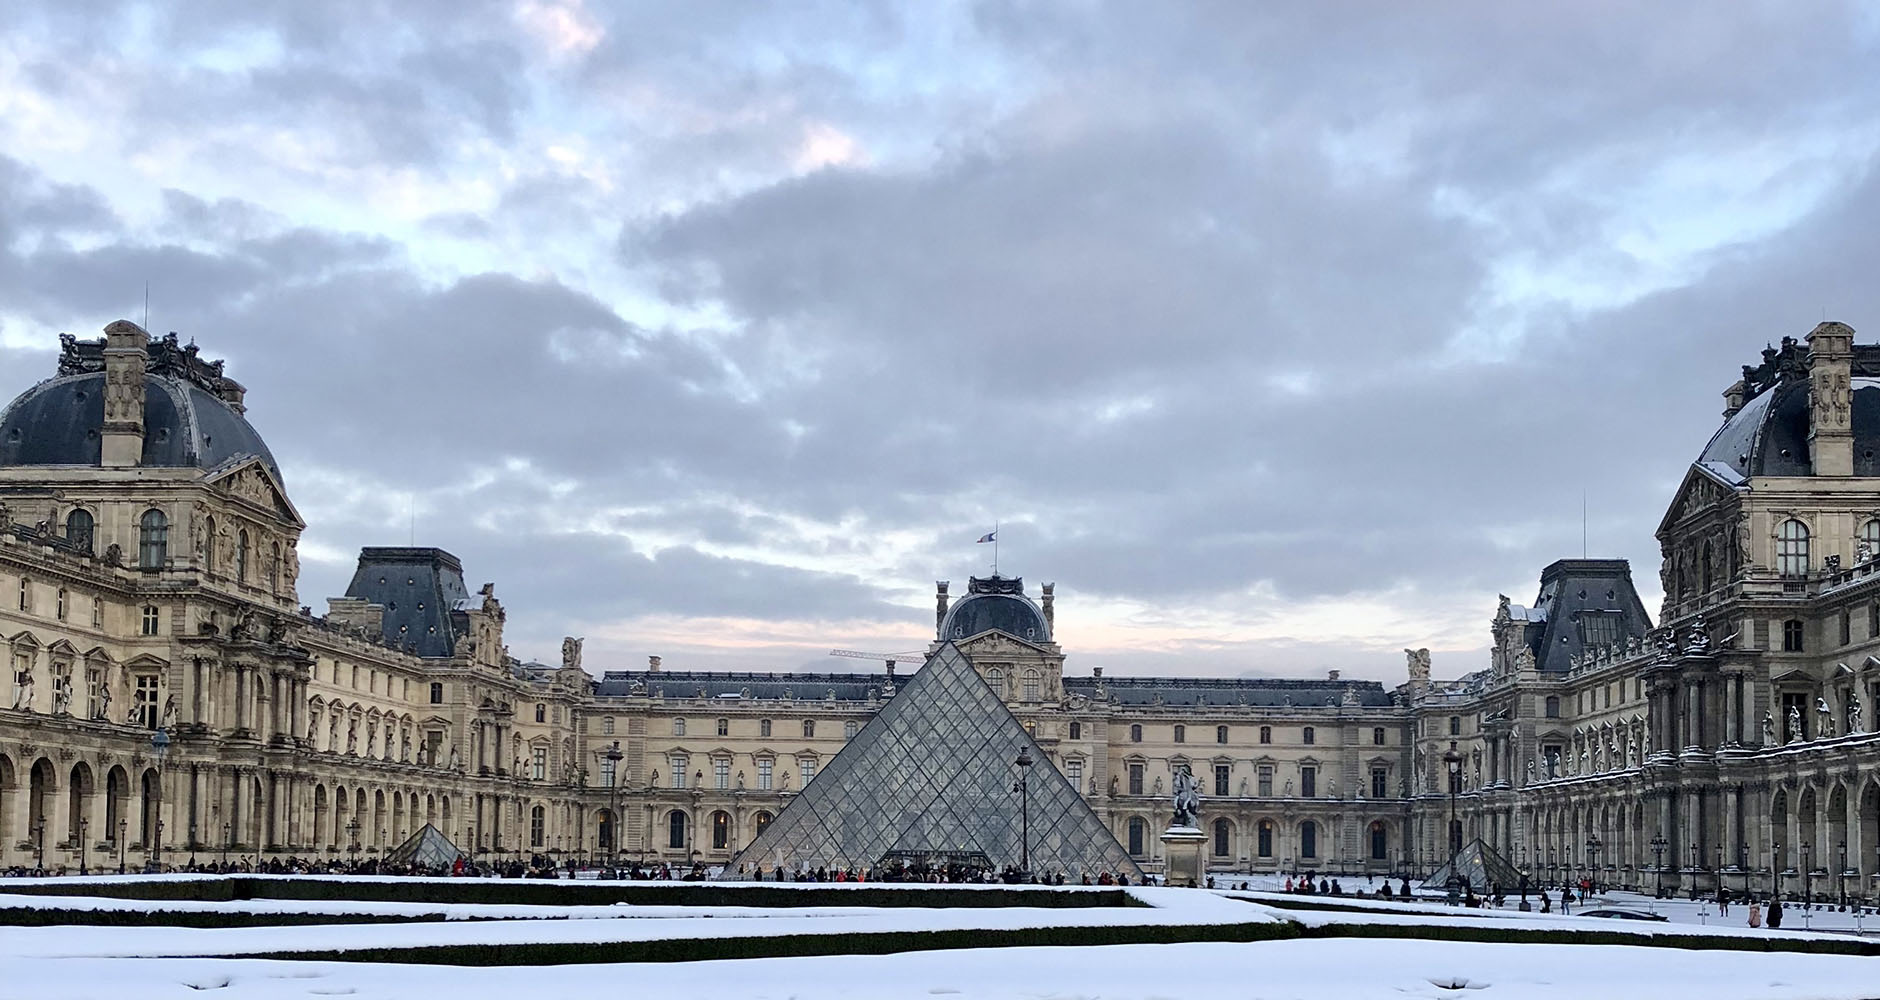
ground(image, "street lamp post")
xmin=1443 ymin=741 xmax=1462 ymax=901
xmin=1689 ymin=843 xmax=1700 ymax=901
xmin=117 ymin=818 xmax=127 ymax=875
xmin=1650 ymin=833 xmax=1668 ymax=898
xmin=148 ymin=728 xmax=170 ymax=873
xmin=78 ymin=816 xmax=89 ymax=875
xmin=222 ymin=822 xmax=231 ymax=868
xmin=1013 ymin=747 xmax=1034 ymax=880
xmin=32 ymin=818 xmax=46 ymax=872
xmin=1802 ymin=842 xmax=1813 ymax=909
xmin=602 ymin=741 xmax=624 ymax=867
xmin=1840 ymin=840 xmax=1849 ymax=908
xmin=1774 ymin=841 xmax=1783 ymax=901
xmin=347 ymin=818 xmax=362 ymax=867
xmin=1585 ymin=835 xmax=1600 ymax=896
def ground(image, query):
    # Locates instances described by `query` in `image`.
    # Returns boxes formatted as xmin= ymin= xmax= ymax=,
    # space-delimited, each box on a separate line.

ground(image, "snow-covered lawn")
xmin=6 ymin=938 xmax=1879 ymax=1000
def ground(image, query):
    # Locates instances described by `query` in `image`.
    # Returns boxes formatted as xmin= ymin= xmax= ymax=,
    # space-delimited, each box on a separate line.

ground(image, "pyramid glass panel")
xmin=724 ymin=643 xmax=1143 ymax=880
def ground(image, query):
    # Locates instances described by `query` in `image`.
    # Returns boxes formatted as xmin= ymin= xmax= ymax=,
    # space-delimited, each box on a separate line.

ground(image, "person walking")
xmin=1767 ymin=897 xmax=1784 ymax=928
xmin=1558 ymin=887 xmax=1571 ymax=914
xmin=1747 ymin=900 xmax=1762 ymax=928
xmin=1717 ymin=886 xmax=1729 ymax=917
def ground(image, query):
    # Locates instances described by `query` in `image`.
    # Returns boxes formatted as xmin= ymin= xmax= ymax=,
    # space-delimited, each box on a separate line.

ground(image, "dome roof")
xmin=0 ymin=337 xmax=281 ymax=482
xmin=939 ymin=576 xmax=1052 ymax=643
xmin=1696 ymin=377 xmax=1880 ymax=482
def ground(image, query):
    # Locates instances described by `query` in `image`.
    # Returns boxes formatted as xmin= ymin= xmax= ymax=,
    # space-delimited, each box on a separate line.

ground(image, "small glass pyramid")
xmin=1421 ymin=837 xmax=1524 ymax=894
xmin=383 ymin=822 xmax=463 ymax=871
xmin=724 ymin=642 xmax=1143 ymax=881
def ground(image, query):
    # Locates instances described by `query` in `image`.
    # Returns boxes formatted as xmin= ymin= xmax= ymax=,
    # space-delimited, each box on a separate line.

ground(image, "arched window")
xmin=843 ymin=720 xmax=858 ymax=739
xmin=1129 ymin=724 xmax=1142 ymax=743
xmin=668 ymin=810 xmax=688 ymax=849
xmin=1700 ymin=540 xmax=1714 ymax=593
xmin=711 ymin=810 xmax=731 ymax=850
xmin=1300 ymin=821 xmax=1318 ymax=859
xmin=986 ymin=668 xmax=1005 ymax=694
xmin=1778 ymin=519 xmax=1810 ymax=577
xmin=1864 ymin=519 xmax=1880 ymax=561
xmin=754 ymin=811 xmax=773 ymax=835
xmin=1127 ymin=817 xmax=1146 ymax=856
xmin=597 ymin=809 xmax=615 ymax=850
xmin=1021 ymin=670 xmax=1041 ymax=702
xmin=138 ymin=509 xmax=168 ymax=569
xmin=530 ymin=805 xmax=545 ymax=847
xmin=235 ymin=529 xmax=249 ymax=582
xmin=1370 ymin=820 xmax=1388 ymax=860
xmin=1256 ymin=820 xmax=1275 ymax=858
xmin=64 ymin=509 xmax=93 ymax=554
xmin=1212 ymin=818 xmax=1230 ymax=857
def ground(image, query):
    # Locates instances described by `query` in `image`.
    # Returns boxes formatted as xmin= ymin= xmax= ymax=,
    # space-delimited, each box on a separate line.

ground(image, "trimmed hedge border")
xmin=0 ymin=877 xmax=1139 ymax=911
xmin=0 ymin=907 xmax=443 ymax=929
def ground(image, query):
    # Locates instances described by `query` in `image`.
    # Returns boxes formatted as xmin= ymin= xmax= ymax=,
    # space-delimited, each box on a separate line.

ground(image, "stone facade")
xmin=10 ymin=319 xmax=1878 ymax=891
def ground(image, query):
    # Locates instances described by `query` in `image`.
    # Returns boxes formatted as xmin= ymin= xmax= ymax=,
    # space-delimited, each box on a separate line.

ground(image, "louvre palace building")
xmin=3 ymin=319 xmax=1880 ymax=894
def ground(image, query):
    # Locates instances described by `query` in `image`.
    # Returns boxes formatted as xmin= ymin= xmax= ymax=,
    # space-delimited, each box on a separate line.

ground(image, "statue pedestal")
xmin=1160 ymin=825 xmax=1206 ymax=887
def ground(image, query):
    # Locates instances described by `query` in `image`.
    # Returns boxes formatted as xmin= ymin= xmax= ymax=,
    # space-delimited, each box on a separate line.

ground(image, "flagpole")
xmin=993 ymin=521 xmax=999 ymax=576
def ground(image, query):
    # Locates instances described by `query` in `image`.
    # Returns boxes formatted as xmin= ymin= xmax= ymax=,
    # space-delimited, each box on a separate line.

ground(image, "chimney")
xmin=1092 ymin=666 xmax=1103 ymax=679
xmin=648 ymin=655 xmax=661 ymax=672
xmin=935 ymin=581 xmax=950 ymax=634
xmin=1040 ymin=582 xmax=1055 ymax=632
xmin=1327 ymin=669 xmax=1340 ymax=682
xmin=1722 ymin=378 xmax=1747 ymax=420
xmin=218 ymin=377 xmax=247 ymax=415
xmin=1807 ymin=321 xmax=1856 ymax=476
xmin=100 ymin=320 xmax=150 ymax=467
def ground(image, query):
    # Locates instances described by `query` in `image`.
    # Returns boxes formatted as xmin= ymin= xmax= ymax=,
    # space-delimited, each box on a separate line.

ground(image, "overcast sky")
xmin=4 ymin=3 xmax=1880 ymax=683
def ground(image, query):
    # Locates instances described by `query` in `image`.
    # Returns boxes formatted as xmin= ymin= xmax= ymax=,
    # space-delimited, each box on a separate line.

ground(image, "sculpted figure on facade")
xmin=1788 ymin=704 xmax=1804 ymax=743
xmin=160 ymin=694 xmax=176 ymax=729
xmin=12 ymin=668 xmax=34 ymax=711
xmin=561 ymin=637 xmax=583 ymax=672
xmin=1817 ymin=697 xmax=1835 ymax=739
xmin=1170 ymin=762 xmax=1200 ymax=828
xmin=95 ymin=679 xmax=111 ymax=720
xmin=346 ymin=720 xmax=358 ymax=754
xmin=1851 ymin=699 xmax=1864 ymax=735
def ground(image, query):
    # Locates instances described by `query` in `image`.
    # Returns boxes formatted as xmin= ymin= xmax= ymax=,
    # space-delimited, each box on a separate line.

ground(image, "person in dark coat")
xmin=1766 ymin=897 xmax=1784 ymax=928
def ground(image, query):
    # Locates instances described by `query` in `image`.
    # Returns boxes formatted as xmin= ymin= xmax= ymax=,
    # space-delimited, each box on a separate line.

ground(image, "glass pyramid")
xmin=384 ymin=822 xmax=463 ymax=871
xmin=1421 ymin=837 xmax=1524 ymax=894
xmin=724 ymin=642 xmax=1143 ymax=881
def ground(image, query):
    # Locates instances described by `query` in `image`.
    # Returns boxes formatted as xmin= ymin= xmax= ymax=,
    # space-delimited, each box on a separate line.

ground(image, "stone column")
xmin=233 ymin=667 xmax=247 ymax=733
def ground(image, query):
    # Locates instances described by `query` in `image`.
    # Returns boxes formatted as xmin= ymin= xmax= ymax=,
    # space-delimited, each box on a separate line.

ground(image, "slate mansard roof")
xmin=1506 ymin=558 xmax=1655 ymax=674
xmin=1696 ymin=336 xmax=1880 ymax=482
xmin=939 ymin=575 xmax=1051 ymax=643
xmin=344 ymin=547 xmax=473 ymax=658
xmin=0 ymin=332 xmax=282 ymax=482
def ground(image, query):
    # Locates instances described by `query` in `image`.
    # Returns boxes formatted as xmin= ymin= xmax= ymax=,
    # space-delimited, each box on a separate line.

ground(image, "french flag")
xmin=976 ymin=531 xmax=997 ymax=543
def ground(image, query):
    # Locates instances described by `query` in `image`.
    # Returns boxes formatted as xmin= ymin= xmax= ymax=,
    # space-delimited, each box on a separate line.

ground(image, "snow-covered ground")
xmin=7 ymin=939 xmax=1879 ymax=1000
xmin=1 ymin=876 xmax=1874 ymax=999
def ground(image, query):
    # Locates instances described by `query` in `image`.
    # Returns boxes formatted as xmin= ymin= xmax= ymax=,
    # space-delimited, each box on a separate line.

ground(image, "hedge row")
xmin=0 ymin=907 xmax=442 ymax=929
xmin=0 ymin=877 xmax=1139 ymax=911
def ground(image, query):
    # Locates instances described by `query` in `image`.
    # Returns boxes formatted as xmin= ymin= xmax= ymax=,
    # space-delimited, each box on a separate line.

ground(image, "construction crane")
xmin=828 ymin=649 xmax=926 ymax=671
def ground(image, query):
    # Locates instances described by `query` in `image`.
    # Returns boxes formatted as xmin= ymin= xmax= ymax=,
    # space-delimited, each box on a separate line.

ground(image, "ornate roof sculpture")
xmin=938 ymin=575 xmax=1052 ymax=643
xmin=0 ymin=329 xmax=281 ymax=481
xmin=1699 ymin=323 xmax=1880 ymax=481
xmin=723 ymin=642 xmax=1141 ymax=880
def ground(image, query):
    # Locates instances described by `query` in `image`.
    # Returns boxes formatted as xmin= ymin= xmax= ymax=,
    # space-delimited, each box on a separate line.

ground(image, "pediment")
xmin=206 ymin=458 xmax=304 ymax=526
xmin=44 ymin=638 xmax=78 ymax=656
xmin=1770 ymin=667 xmax=1813 ymax=686
xmin=953 ymin=631 xmax=1053 ymax=656
xmin=1657 ymin=464 xmax=1739 ymax=536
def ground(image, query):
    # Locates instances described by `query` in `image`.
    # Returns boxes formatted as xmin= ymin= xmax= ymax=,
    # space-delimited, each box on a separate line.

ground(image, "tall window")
xmin=799 ymin=757 xmax=817 ymax=785
xmin=1216 ymin=725 xmax=1229 ymax=744
xmin=1700 ymin=539 xmax=1715 ymax=593
xmin=1173 ymin=724 xmax=1186 ymax=744
xmin=535 ymin=703 xmax=546 ymax=723
xmin=754 ymin=811 xmax=773 ymax=835
xmin=1130 ymin=724 xmax=1142 ymax=743
xmin=599 ymin=755 xmax=616 ymax=788
xmin=1212 ymin=818 xmax=1230 ymax=857
xmin=1128 ymin=762 xmax=1144 ymax=795
xmin=1065 ymin=758 xmax=1083 ymax=789
xmin=1370 ymin=821 xmax=1388 ymax=860
xmin=1257 ymin=765 xmax=1273 ymax=797
xmin=1214 ymin=762 xmax=1230 ymax=796
xmin=1783 ymin=619 xmax=1805 ymax=652
xmin=711 ymin=811 xmax=730 ymax=850
xmin=1545 ymin=696 xmax=1560 ymax=718
xmin=1021 ymin=670 xmax=1041 ymax=702
xmin=716 ymin=718 xmax=729 ymax=737
xmin=134 ymin=675 xmax=159 ymax=728
xmin=843 ymin=720 xmax=858 ymax=739
xmin=1777 ymin=519 xmax=1810 ymax=577
xmin=268 ymin=541 xmax=281 ymax=591
xmin=1372 ymin=727 xmax=1385 ymax=746
xmin=1300 ymin=821 xmax=1318 ymax=859
xmin=1448 ymin=716 xmax=1461 ymax=736
xmin=669 ymin=755 xmax=688 ymax=788
xmin=235 ymin=529 xmax=249 ymax=582
xmin=668 ymin=810 xmax=687 ymax=849
xmin=140 ymin=605 xmax=160 ymax=636
xmin=1259 ymin=726 xmax=1271 ymax=744
xmin=530 ymin=805 xmax=545 ymax=847
xmin=757 ymin=758 xmax=773 ymax=790
xmin=1843 ymin=609 xmax=1853 ymax=646
xmin=802 ymin=719 xmax=815 ymax=738
xmin=138 ymin=509 xmax=167 ymax=569
xmin=714 ymin=758 xmax=730 ymax=790
xmin=1302 ymin=726 xmax=1315 ymax=745
xmin=986 ymin=668 xmax=1004 ymax=693
xmin=1301 ymin=765 xmax=1316 ymax=798
xmin=1069 ymin=721 xmax=1082 ymax=740
xmin=673 ymin=718 xmax=686 ymax=737
xmin=64 ymin=509 xmax=93 ymax=554
xmin=760 ymin=719 xmax=772 ymax=737
xmin=430 ymin=682 xmax=444 ymax=704
xmin=16 ymin=577 xmax=28 ymax=611
xmin=1127 ymin=817 xmax=1146 ymax=856
xmin=1371 ymin=766 xmax=1388 ymax=798
xmin=1257 ymin=820 xmax=1274 ymax=857
xmin=203 ymin=516 xmax=216 ymax=571
xmin=1865 ymin=519 xmax=1880 ymax=561
xmin=531 ymin=747 xmax=546 ymax=781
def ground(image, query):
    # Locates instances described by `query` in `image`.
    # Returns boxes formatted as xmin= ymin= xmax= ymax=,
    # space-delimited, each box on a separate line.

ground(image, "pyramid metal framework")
xmin=1421 ymin=837 xmax=1523 ymax=894
xmin=723 ymin=642 xmax=1143 ymax=880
